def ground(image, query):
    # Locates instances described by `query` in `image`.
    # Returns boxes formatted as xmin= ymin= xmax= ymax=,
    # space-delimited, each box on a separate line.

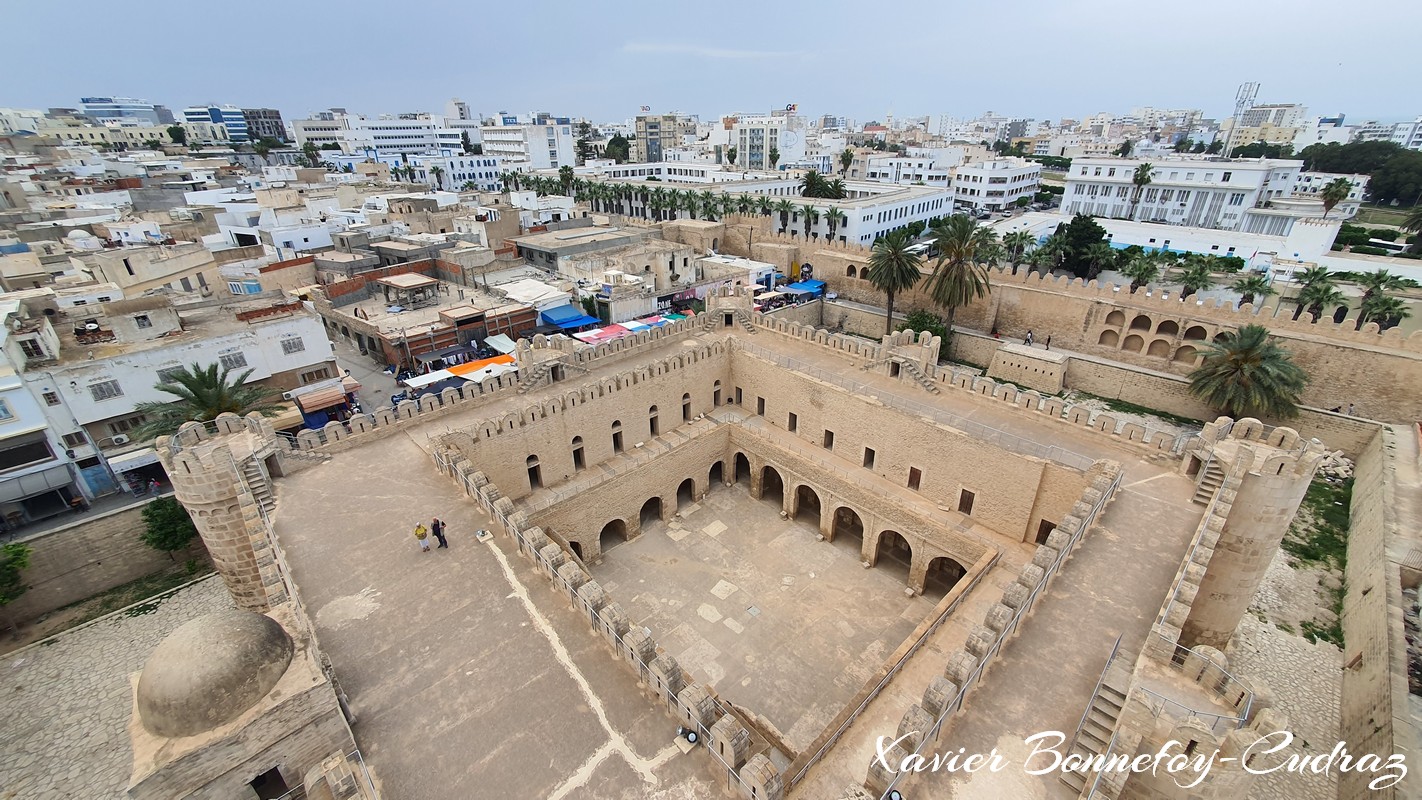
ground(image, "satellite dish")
xmin=84 ymin=322 xmax=100 ymax=331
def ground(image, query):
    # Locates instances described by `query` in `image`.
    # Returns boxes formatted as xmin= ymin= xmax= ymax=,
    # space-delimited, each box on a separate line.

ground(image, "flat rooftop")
xmin=333 ymin=278 xmax=526 ymax=338
xmin=512 ymin=227 xmax=643 ymax=250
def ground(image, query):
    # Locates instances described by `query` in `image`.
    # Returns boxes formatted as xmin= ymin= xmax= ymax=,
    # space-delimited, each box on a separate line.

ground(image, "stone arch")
xmin=639 ymin=497 xmax=663 ymax=528
xmin=1122 ymin=334 xmax=1145 ymax=352
xmin=734 ymin=452 xmax=751 ymax=485
xmin=793 ymin=485 xmax=821 ymax=524
xmin=1213 ymin=331 xmax=1230 ymax=343
xmin=569 ymin=541 xmax=583 ymax=560
xmin=1129 ymin=314 xmax=1152 ymax=331
xmin=677 ymin=478 xmax=696 ymax=508
xmin=873 ymin=529 xmax=913 ymax=581
xmin=682 ymin=392 xmax=692 ymax=421
xmin=611 ymin=419 xmax=624 ymax=453
xmin=709 ymin=460 xmax=724 ymax=487
xmin=830 ymin=506 xmax=864 ymax=555
xmin=1097 ymin=329 xmax=1119 ymax=347
xmin=1173 ymin=345 xmax=1198 ymax=363
xmin=1104 ymin=309 xmax=1126 ymax=327
xmin=760 ymin=465 xmax=784 ymax=507
xmin=846 ymin=264 xmax=858 ymax=278
xmin=924 ymin=556 xmax=967 ymax=598
xmin=713 ymin=380 xmax=722 ymax=406
xmin=1146 ymin=339 xmax=1171 ymax=357
xmin=1183 ymin=325 xmax=1207 ymax=341
xmin=571 ymin=435 xmax=585 ymax=471
xmin=526 ymin=455 xmax=542 ymax=489
xmin=711 ymin=237 xmax=719 ymax=252
xmin=599 ymin=519 xmax=628 ymax=553
xmin=648 ymin=405 xmax=659 ymax=436
xmin=1156 ymin=320 xmax=1180 ymax=336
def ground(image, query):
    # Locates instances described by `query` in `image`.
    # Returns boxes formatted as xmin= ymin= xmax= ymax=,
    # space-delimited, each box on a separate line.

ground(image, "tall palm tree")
xmin=1002 ymin=230 xmax=1035 ymax=267
xmin=1083 ymin=241 xmax=1116 ymax=280
xmin=757 ymin=196 xmax=773 ymax=216
xmin=839 ymin=149 xmax=854 ymax=175
xmin=800 ymin=204 xmax=819 ymax=239
xmin=769 ymin=148 xmax=780 ymax=170
xmin=1029 ymin=234 xmax=1066 ymax=274
xmin=1130 ymin=163 xmax=1154 ymax=221
xmin=131 ymin=363 xmax=284 ymax=441
xmin=737 ymin=194 xmax=754 ymax=215
xmin=721 ymin=195 xmax=739 ymax=220
xmin=773 ymin=199 xmax=794 ymax=234
xmin=1355 ymin=269 xmax=1406 ymax=304
xmin=1188 ymin=325 xmax=1307 ymax=419
xmin=1231 ymin=274 xmax=1275 ymax=306
xmin=1356 ymin=294 xmax=1411 ymax=331
xmin=824 ymin=208 xmax=847 ymax=242
xmin=1318 ymin=177 xmax=1353 ymax=219
xmin=429 ymin=165 xmax=445 ymax=190
xmin=1295 ymin=282 xmax=1347 ymax=322
xmin=926 ymin=215 xmax=995 ymax=342
xmin=1178 ymin=261 xmax=1215 ymax=300
xmin=865 ymin=230 xmax=925 ymax=335
xmin=558 ymin=165 xmax=575 ymax=196
xmin=1121 ymin=256 xmax=1160 ymax=293
xmin=647 ymin=189 xmax=666 ymax=222
xmin=828 ymin=178 xmax=847 ymax=199
xmin=681 ymin=191 xmax=699 ymax=220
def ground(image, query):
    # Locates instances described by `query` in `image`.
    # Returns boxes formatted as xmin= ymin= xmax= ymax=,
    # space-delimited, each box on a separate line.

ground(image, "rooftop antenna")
xmin=1222 ymin=81 xmax=1259 ymax=159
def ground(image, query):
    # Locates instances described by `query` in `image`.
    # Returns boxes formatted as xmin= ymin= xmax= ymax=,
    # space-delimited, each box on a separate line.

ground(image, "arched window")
xmin=648 ymin=405 xmax=659 ymax=436
xmin=611 ymin=420 xmax=623 ymax=453
xmin=571 ymin=436 xmax=585 ymax=471
xmin=682 ymin=393 xmax=692 ymax=421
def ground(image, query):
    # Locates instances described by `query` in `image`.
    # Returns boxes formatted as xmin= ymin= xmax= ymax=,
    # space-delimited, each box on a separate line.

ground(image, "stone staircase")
xmin=705 ymin=308 xmax=757 ymax=334
xmin=1191 ymin=460 xmax=1226 ymax=505
xmin=1060 ymin=654 xmax=1132 ymax=796
xmin=516 ymin=360 xmax=554 ymax=394
xmin=239 ymin=457 xmax=276 ymax=518
xmin=895 ymin=359 xmax=941 ymax=395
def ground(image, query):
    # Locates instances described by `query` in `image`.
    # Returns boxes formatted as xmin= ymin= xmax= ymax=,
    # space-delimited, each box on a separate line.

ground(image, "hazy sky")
xmin=7 ymin=0 xmax=1416 ymax=125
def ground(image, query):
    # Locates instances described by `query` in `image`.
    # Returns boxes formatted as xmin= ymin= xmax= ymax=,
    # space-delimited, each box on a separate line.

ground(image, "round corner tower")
xmin=1180 ymin=418 xmax=1327 ymax=649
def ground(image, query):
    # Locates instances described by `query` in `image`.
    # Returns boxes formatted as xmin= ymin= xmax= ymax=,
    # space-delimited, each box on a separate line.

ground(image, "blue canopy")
xmin=541 ymin=304 xmax=601 ymax=329
xmin=786 ymin=280 xmax=827 ymax=296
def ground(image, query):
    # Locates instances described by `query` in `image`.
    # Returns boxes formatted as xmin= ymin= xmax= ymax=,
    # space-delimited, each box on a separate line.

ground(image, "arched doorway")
xmin=713 ymin=380 xmax=722 ymax=406
xmin=599 ymin=519 xmax=628 ymax=553
xmin=923 ymin=556 xmax=966 ymax=597
xmin=569 ymin=541 xmax=583 ymax=560
xmin=526 ymin=455 xmax=542 ymax=489
xmin=648 ymin=405 xmax=659 ymax=436
xmin=612 ymin=420 xmax=623 ymax=453
xmin=734 ymin=453 xmax=751 ymax=485
xmin=640 ymin=497 xmax=663 ymax=528
xmin=874 ymin=530 xmax=913 ymax=582
xmin=760 ymin=466 xmax=784 ymax=507
xmin=571 ymin=436 xmax=585 ymax=471
xmin=709 ymin=461 xmax=724 ymax=487
xmin=677 ymin=478 xmax=696 ymax=509
xmin=682 ymin=393 xmax=692 ymax=421
xmin=831 ymin=507 xmax=864 ymax=556
xmin=794 ymin=485 xmax=820 ymax=525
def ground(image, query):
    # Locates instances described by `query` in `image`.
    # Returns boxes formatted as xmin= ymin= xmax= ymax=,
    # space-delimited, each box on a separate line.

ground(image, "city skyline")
xmin=6 ymin=0 xmax=1418 ymax=124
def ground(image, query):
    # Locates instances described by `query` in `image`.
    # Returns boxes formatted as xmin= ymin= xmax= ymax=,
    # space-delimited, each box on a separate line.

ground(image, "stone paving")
xmin=0 ymin=576 xmax=233 ymax=800
xmin=590 ymin=480 xmax=939 ymax=753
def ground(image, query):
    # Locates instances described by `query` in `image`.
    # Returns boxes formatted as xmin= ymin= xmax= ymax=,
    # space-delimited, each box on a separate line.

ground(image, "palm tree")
xmin=737 ymin=194 xmax=754 ymax=215
xmin=1178 ymin=261 xmax=1215 ymax=300
xmin=773 ymin=199 xmax=794 ymax=234
xmin=926 ymin=214 xmax=995 ymax=342
xmin=681 ymin=191 xmax=699 ymax=220
xmin=1319 ymin=177 xmax=1353 ymax=220
xmin=558 ymin=165 xmax=575 ymax=196
xmin=1188 ymin=325 xmax=1307 ymax=419
xmin=646 ymin=189 xmax=666 ymax=222
xmin=1121 ymin=256 xmax=1160 ymax=293
xmin=131 ymin=363 xmax=284 ymax=441
xmin=1355 ymin=269 xmax=1406 ymax=304
xmin=429 ymin=165 xmax=445 ymax=190
xmin=1403 ymin=206 xmax=1422 ymax=253
xmin=1029 ymin=234 xmax=1066 ymax=274
xmin=839 ymin=149 xmax=854 ymax=175
xmin=698 ymin=190 xmax=719 ymax=219
xmin=1295 ymin=282 xmax=1347 ymax=322
xmin=828 ymin=178 xmax=847 ymax=199
xmin=1083 ymin=241 xmax=1116 ymax=280
xmin=1002 ymin=230 xmax=1035 ymax=267
xmin=865 ymin=230 xmax=924 ymax=335
xmin=824 ymin=208 xmax=847 ymax=242
xmin=721 ymin=195 xmax=739 ymax=220
xmin=800 ymin=170 xmax=826 ymax=198
xmin=800 ymin=204 xmax=819 ymax=239
xmin=1232 ymin=274 xmax=1275 ymax=306
xmin=757 ymin=196 xmax=773 ymax=216
xmin=1356 ymin=293 xmax=1411 ymax=331
xmin=726 ymin=145 xmax=738 ymax=167
xmin=769 ymin=147 xmax=780 ymax=170
xmin=1130 ymin=163 xmax=1154 ymax=221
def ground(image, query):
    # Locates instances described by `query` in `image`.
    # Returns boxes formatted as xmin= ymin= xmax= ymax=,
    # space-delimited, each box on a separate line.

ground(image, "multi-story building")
xmin=1293 ymin=172 xmax=1369 ymax=218
xmin=855 ymin=154 xmax=952 ymax=187
xmin=0 ymin=108 xmax=46 ymax=135
xmin=633 ymin=114 xmax=697 ymax=162
xmin=1390 ymin=116 xmax=1422 ymax=151
xmin=1352 ymin=120 xmax=1401 ymax=143
xmin=730 ymin=112 xmax=807 ymax=171
xmin=1292 ymin=115 xmax=1355 ymax=150
xmin=952 ymin=158 xmax=1041 ymax=211
xmin=1241 ymin=103 xmax=1309 ymax=129
xmin=241 ymin=108 xmax=287 ymax=141
xmin=293 ymin=111 xmax=462 ymax=157
xmin=183 ymin=105 xmax=249 ymax=142
xmin=479 ymin=120 xmax=576 ymax=169
xmin=1061 ymin=156 xmax=1312 ymax=234
xmin=80 ymin=97 xmax=174 ymax=126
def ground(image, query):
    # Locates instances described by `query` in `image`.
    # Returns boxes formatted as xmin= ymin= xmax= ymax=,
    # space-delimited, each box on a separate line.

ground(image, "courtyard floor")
xmin=590 ymin=479 xmax=940 ymax=754
xmin=270 ymin=433 xmax=717 ymax=800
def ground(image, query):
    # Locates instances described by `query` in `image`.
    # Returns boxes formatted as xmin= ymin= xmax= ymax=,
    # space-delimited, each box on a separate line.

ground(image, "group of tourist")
xmin=412 ymin=517 xmax=449 ymax=552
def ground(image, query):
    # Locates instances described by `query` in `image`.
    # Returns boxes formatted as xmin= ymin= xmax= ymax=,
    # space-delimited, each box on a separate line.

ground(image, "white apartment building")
xmin=571 ymin=161 xmax=752 ymax=184
xmin=953 ymin=159 xmax=1041 ymax=211
xmin=293 ymin=111 xmax=463 ymax=156
xmin=0 ymin=331 xmax=91 ymax=517
xmin=1061 ymin=157 xmax=1310 ymax=235
xmin=1241 ymin=103 xmax=1309 ymax=129
xmin=730 ymin=113 xmax=807 ymax=171
xmin=1391 ymin=117 xmax=1422 ymax=151
xmin=1293 ymin=172 xmax=1369 ymax=218
xmin=1353 ymin=121 xmax=1401 ymax=143
xmin=856 ymin=154 xmax=952 ymax=187
xmin=1292 ymin=116 xmax=1355 ymax=150
xmin=479 ymin=122 xmax=576 ymax=169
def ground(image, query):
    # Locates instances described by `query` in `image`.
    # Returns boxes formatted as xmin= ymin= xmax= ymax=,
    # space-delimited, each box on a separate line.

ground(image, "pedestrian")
xmin=431 ymin=517 xmax=448 ymax=549
xmin=147 ymin=478 xmax=161 ymax=496
xmin=414 ymin=522 xmax=431 ymax=553
xmin=991 ymin=325 xmax=1000 ymax=339
xmin=1045 ymin=335 xmax=1052 ymax=351
xmin=1024 ymin=329 xmax=1034 ymax=346
xmin=1347 ymin=403 xmax=1355 ymax=416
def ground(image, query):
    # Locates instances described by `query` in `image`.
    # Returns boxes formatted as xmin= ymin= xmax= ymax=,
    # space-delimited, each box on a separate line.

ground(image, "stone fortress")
xmin=128 ymin=214 xmax=1417 ymax=799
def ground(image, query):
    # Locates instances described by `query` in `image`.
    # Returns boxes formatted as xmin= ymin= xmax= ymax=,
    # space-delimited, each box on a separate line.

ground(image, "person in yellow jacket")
xmin=413 ymin=523 xmax=431 ymax=553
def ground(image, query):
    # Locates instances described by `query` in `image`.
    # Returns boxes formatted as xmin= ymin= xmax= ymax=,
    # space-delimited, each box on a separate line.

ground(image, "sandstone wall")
xmin=8 ymin=502 xmax=208 ymax=623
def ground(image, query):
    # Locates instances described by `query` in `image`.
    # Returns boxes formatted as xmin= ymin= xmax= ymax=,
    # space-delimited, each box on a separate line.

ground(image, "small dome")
xmin=137 ymin=610 xmax=294 ymax=738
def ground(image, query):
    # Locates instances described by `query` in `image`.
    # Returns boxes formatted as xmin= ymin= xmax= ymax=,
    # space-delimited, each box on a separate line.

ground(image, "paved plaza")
xmin=270 ymin=434 xmax=717 ymax=799
xmin=591 ymin=480 xmax=940 ymax=753
xmin=0 ymin=576 xmax=234 ymax=800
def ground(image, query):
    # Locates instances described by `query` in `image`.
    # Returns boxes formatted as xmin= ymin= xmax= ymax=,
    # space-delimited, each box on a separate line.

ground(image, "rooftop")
xmin=512 ymin=226 xmax=645 ymax=251
xmin=329 ymin=277 xmax=528 ymax=338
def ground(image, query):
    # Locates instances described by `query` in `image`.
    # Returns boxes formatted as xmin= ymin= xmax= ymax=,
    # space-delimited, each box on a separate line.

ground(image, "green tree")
xmin=1178 ymin=260 xmax=1215 ymax=300
xmin=301 ymin=141 xmax=320 ymax=165
xmin=144 ymin=139 xmax=164 ymax=150
xmin=557 ymin=165 xmax=575 ymax=197
xmin=926 ymin=215 xmax=995 ymax=344
xmin=1173 ymin=139 xmax=1193 ymax=153
xmin=130 ymin=363 xmax=284 ymax=441
xmin=865 ymin=229 xmax=924 ymax=335
xmin=461 ymin=130 xmax=476 ymax=155
xmin=252 ymin=137 xmax=280 ymax=160
xmin=757 ymin=196 xmax=773 ymax=216
xmin=1115 ymin=139 xmax=1134 ymax=157
xmin=1295 ymin=281 xmax=1347 ymax=322
xmin=1121 ymin=256 xmax=1159 ymax=292
xmin=769 ymin=147 xmax=780 ymax=170
xmin=773 ymin=199 xmax=794 ymax=233
xmin=1129 ymin=163 xmax=1153 ymax=221
xmin=166 ymin=125 xmax=187 ymax=144
xmin=1356 ymin=293 xmax=1411 ymax=331
xmin=800 ymin=204 xmax=819 ymax=238
xmin=839 ymin=148 xmax=854 ymax=175
xmin=1319 ymin=177 xmax=1353 ymax=220
xmin=1232 ymin=274 xmax=1274 ymax=306
xmin=429 ymin=165 xmax=445 ymax=190
xmin=1355 ymin=269 xmax=1406 ymax=304
xmin=605 ymin=134 xmax=631 ymax=164
xmin=1002 ymin=230 xmax=1035 ymax=267
xmin=1083 ymin=241 xmax=1116 ymax=280
xmin=1230 ymin=142 xmax=1292 ymax=159
xmin=140 ymin=497 xmax=198 ymax=561
xmin=1192 ymin=142 xmax=1208 ymax=154
xmin=1188 ymin=325 xmax=1307 ymax=419
xmin=0 ymin=542 xmax=32 ymax=636
xmin=823 ymin=207 xmax=846 ymax=241
xmin=1404 ymin=206 xmax=1422 ymax=253
xmin=1054 ymin=214 xmax=1110 ymax=278
xmin=1205 ymin=140 xmax=1223 ymax=154
xmin=726 ymin=145 xmax=737 ymax=167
